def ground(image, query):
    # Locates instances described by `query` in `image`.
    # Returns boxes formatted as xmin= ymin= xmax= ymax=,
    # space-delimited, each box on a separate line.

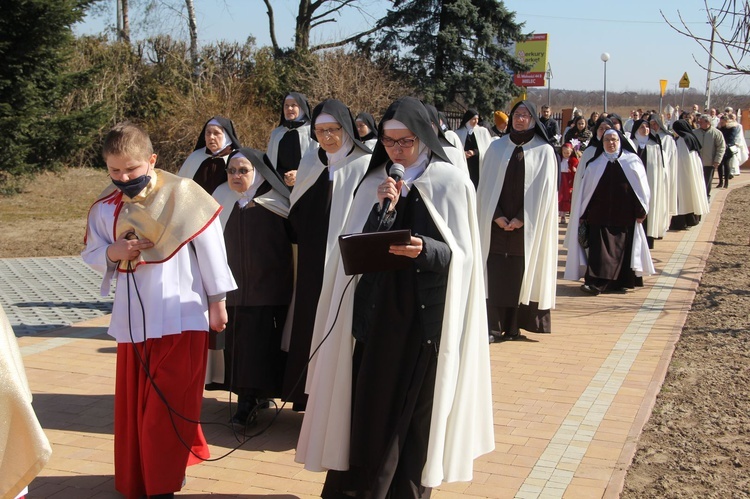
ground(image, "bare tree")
xmin=661 ymin=0 xmax=750 ymax=78
xmin=184 ymin=0 xmax=199 ymax=70
xmin=262 ymin=0 xmax=381 ymax=56
xmin=117 ymin=0 xmax=131 ymax=44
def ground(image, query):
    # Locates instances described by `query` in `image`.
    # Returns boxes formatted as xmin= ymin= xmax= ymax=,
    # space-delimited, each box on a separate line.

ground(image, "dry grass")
xmin=0 ymin=167 xmax=111 ymax=258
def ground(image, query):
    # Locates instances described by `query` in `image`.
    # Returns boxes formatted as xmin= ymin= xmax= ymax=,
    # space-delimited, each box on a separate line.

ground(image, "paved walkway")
xmin=12 ymin=176 xmax=747 ymax=498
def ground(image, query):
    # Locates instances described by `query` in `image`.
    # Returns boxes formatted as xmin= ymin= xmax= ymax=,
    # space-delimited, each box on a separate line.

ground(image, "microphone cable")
xmin=124 ymin=255 xmax=357 ymax=462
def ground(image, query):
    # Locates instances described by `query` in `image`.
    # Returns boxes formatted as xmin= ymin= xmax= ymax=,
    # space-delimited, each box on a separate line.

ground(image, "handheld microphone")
xmin=380 ymin=163 xmax=405 ymax=219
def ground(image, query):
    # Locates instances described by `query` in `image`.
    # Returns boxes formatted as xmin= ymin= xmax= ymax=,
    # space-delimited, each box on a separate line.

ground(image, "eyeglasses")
xmin=226 ymin=167 xmax=253 ymax=175
xmin=314 ymin=126 xmax=343 ymax=137
xmin=380 ymin=136 xmax=417 ymax=148
xmin=513 ymin=113 xmax=532 ymax=120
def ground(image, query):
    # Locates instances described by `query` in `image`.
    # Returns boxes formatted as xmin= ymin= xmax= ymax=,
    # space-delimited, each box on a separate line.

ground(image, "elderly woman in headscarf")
xmin=211 ymin=148 xmax=293 ymax=425
xmin=267 ymin=92 xmax=318 ymax=187
xmin=564 ymin=129 xmax=654 ymax=295
xmin=355 ymin=112 xmax=378 ymax=150
xmin=632 ymin=118 xmax=669 ymax=247
xmin=669 ymin=119 xmax=709 ymax=230
xmin=177 ymin=116 xmax=241 ymax=194
xmin=477 ymin=100 xmax=558 ymax=342
xmin=455 ymin=108 xmax=493 ymax=187
xmin=281 ymin=98 xmax=372 ymax=411
xmin=296 ymin=97 xmax=493 ymax=498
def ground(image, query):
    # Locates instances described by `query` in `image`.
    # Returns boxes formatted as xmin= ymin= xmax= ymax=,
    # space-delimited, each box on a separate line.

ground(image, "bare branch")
xmin=310 ymin=18 xmax=337 ymax=29
xmin=311 ymin=0 xmax=359 ymax=21
xmin=661 ymin=2 xmax=750 ymax=78
xmin=310 ymin=25 xmax=380 ymax=52
xmin=263 ymin=0 xmax=281 ymax=55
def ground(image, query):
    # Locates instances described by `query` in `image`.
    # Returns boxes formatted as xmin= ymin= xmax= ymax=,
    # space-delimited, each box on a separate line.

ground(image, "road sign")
xmin=679 ymin=72 xmax=690 ymax=88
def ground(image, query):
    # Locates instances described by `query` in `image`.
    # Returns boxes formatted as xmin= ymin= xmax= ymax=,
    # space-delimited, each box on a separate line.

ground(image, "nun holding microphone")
xmin=296 ymin=96 xmax=494 ymax=499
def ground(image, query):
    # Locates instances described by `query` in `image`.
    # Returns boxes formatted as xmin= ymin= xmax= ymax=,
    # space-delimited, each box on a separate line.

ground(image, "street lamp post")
xmin=601 ymin=52 xmax=610 ymax=113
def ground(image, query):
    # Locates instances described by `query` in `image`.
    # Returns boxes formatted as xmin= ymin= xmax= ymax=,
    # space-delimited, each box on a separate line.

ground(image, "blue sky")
xmin=75 ymin=0 xmax=749 ymax=98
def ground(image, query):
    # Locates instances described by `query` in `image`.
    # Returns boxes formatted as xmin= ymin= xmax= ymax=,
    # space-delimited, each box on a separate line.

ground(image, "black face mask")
xmin=112 ymin=174 xmax=151 ymax=199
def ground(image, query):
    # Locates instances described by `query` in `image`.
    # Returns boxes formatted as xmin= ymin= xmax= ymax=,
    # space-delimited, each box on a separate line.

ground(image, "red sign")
xmin=513 ymin=72 xmax=546 ymax=87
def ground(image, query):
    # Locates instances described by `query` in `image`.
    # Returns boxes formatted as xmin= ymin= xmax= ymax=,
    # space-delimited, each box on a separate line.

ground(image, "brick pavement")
xmin=12 ymin=176 xmax=746 ymax=498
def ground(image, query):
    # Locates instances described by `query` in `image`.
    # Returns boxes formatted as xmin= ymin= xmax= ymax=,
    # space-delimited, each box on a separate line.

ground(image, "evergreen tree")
xmin=0 ymin=0 xmax=106 ymax=190
xmin=363 ymin=0 xmax=529 ymax=115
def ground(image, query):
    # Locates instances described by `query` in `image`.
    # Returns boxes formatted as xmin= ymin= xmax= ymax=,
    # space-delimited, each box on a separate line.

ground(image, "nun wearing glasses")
xmin=477 ymin=100 xmax=558 ymax=342
xmin=210 ymin=148 xmax=294 ymax=425
xmin=296 ymin=96 xmax=493 ymax=499
xmin=178 ymin=116 xmax=242 ymax=194
xmin=281 ymin=98 xmax=372 ymax=412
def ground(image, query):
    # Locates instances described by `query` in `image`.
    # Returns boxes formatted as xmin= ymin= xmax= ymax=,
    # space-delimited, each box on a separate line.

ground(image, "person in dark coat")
xmin=212 ymin=148 xmax=294 ymax=425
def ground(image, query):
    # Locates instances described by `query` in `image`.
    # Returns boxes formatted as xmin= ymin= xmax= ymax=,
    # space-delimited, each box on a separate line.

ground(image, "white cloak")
xmin=657 ymin=133 xmax=679 ymax=216
xmin=674 ymin=139 xmax=710 ymax=216
xmin=440 ymin=137 xmax=470 ymax=177
xmin=730 ymin=124 xmax=748 ymax=176
xmin=639 ymin=140 xmax=670 ymax=238
xmin=444 ymin=129 xmax=462 ymax=150
xmin=564 ymin=150 xmax=655 ymax=281
xmin=291 ymin=146 xmax=372 ymax=280
xmin=296 ymin=158 xmax=495 ymax=488
xmin=455 ymin=126 xmax=492 ymax=177
xmin=266 ymin=123 xmax=317 ymax=171
xmin=0 ymin=305 xmax=52 ymax=499
xmin=477 ymin=135 xmax=558 ymax=310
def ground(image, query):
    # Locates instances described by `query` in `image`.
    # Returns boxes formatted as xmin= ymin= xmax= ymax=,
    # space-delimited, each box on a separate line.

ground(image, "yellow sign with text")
xmin=513 ymin=34 xmax=549 ymax=87
xmin=679 ymin=72 xmax=690 ymax=88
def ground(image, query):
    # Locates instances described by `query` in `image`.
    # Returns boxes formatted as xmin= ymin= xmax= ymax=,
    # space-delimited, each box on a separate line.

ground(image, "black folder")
xmin=339 ymin=229 xmax=413 ymax=275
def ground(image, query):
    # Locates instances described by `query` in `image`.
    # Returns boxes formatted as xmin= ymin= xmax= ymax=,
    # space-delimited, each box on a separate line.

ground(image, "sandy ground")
xmin=622 ymin=183 xmax=750 ymax=498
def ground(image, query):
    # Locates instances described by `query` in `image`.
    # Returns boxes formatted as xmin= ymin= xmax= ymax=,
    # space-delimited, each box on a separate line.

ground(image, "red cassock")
xmin=559 ymin=156 xmax=579 ymax=213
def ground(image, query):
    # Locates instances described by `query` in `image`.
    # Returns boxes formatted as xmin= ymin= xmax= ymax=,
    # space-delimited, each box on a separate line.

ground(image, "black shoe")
xmin=231 ymin=409 xmax=258 ymax=426
xmin=498 ymin=331 xmax=526 ymax=341
xmin=580 ymin=284 xmax=600 ymax=296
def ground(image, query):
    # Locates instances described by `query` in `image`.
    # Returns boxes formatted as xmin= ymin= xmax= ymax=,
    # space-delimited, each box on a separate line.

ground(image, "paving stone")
xmin=0 ymin=257 xmax=112 ymax=336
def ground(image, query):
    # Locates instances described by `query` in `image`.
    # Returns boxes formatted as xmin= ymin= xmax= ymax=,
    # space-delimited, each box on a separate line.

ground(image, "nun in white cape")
xmin=295 ymin=97 xmax=494 ymax=491
xmin=275 ymin=99 xmax=373 ymax=408
xmin=632 ymin=119 xmax=670 ymax=240
xmin=565 ymin=129 xmax=655 ymax=283
xmin=477 ymin=100 xmax=558 ymax=334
